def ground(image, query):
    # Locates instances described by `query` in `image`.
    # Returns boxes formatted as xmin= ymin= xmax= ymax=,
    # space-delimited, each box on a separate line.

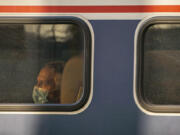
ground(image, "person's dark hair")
xmin=45 ymin=61 xmax=64 ymax=73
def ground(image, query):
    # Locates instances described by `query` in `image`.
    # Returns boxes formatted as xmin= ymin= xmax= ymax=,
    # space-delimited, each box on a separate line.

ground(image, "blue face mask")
xmin=32 ymin=86 xmax=49 ymax=104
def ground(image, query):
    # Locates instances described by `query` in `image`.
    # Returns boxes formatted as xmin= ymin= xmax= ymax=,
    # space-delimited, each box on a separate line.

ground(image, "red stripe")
xmin=0 ymin=5 xmax=180 ymax=13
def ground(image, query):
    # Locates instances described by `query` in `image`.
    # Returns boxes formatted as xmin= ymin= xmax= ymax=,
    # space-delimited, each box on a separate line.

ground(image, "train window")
xmin=0 ymin=17 xmax=92 ymax=112
xmin=135 ymin=18 xmax=180 ymax=113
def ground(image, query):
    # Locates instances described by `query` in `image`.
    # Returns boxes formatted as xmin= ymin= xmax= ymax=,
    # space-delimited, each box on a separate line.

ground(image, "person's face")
xmin=36 ymin=66 xmax=56 ymax=92
xmin=54 ymin=24 xmax=74 ymax=43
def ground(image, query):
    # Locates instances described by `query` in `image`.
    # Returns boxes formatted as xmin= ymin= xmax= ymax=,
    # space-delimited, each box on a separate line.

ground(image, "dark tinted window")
xmin=136 ymin=19 xmax=180 ymax=113
xmin=143 ymin=24 xmax=180 ymax=104
xmin=0 ymin=18 xmax=91 ymax=112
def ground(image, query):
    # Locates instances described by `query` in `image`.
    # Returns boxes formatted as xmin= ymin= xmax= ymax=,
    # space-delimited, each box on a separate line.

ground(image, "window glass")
xmin=141 ymin=23 xmax=180 ymax=105
xmin=0 ymin=20 xmax=90 ymax=110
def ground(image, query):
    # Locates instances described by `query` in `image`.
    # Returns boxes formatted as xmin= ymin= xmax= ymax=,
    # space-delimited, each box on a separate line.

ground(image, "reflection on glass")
xmin=143 ymin=24 xmax=180 ymax=104
xmin=0 ymin=24 xmax=84 ymax=104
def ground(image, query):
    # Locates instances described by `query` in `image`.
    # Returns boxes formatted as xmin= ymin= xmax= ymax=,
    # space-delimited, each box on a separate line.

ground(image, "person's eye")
xmin=44 ymin=80 xmax=51 ymax=85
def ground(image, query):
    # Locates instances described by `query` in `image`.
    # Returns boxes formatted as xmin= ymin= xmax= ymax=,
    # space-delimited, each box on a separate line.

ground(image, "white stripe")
xmin=0 ymin=0 xmax=180 ymax=6
xmin=84 ymin=13 xmax=180 ymax=20
xmin=0 ymin=13 xmax=180 ymax=20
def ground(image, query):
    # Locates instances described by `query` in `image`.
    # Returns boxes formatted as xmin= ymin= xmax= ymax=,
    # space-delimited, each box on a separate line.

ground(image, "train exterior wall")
xmin=0 ymin=0 xmax=179 ymax=134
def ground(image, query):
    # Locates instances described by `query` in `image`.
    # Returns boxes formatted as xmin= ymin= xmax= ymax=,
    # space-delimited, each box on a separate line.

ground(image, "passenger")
xmin=32 ymin=62 xmax=64 ymax=104
xmin=61 ymin=54 xmax=83 ymax=104
xmin=35 ymin=24 xmax=83 ymax=104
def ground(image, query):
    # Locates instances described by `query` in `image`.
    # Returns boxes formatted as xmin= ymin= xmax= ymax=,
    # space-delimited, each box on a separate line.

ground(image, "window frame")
xmin=0 ymin=16 xmax=92 ymax=113
xmin=134 ymin=17 xmax=180 ymax=114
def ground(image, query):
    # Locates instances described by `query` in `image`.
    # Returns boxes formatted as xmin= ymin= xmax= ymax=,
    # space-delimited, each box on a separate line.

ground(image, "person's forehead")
xmin=38 ymin=67 xmax=56 ymax=79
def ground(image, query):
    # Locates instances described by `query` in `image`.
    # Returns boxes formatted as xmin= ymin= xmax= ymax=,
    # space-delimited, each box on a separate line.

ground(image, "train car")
xmin=0 ymin=0 xmax=180 ymax=135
